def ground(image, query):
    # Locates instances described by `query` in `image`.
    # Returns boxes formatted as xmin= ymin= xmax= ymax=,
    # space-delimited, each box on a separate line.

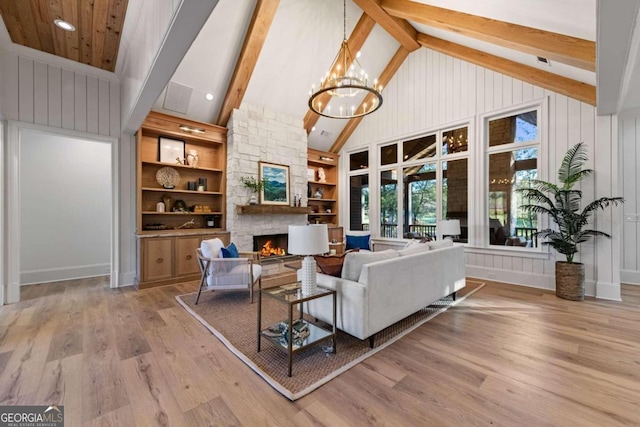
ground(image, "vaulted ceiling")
xmin=150 ymin=0 xmax=597 ymax=152
xmin=0 ymin=0 xmax=610 ymax=152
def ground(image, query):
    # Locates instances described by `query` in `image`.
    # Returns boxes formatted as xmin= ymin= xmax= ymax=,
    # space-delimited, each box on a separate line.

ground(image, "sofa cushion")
xmin=398 ymin=242 xmax=430 ymax=256
xmin=341 ymin=249 xmax=399 ymax=282
xmin=427 ymin=239 xmax=454 ymax=250
xmin=201 ymin=238 xmax=224 ymax=259
xmin=345 ymin=233 xmax=371 ymax=250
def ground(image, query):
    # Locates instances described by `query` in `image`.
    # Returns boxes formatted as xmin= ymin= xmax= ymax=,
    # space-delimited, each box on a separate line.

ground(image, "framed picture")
xmin=259 ymin=162 xmax=290 ymax=205
xmin=158 ymin=136 xmax=185 ymax=164
xmin=307 ymin=168 xmax=315 ymax=181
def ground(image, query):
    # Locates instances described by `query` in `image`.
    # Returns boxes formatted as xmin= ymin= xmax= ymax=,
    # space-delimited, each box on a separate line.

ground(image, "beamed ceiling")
xmin=0 ymin=0 xmax=128 ymax=72
xmin=0 ymin=0 xmax=600 ymax=151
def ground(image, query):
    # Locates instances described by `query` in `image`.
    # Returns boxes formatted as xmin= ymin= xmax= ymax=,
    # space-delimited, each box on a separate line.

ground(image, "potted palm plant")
xmin=517 ymin=142 xmax=624 ymax=300
xmin=240 ymin=176 xmax=266 ymax=205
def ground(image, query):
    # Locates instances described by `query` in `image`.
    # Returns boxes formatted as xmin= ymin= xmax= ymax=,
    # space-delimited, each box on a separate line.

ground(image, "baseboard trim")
xmin=465 ymin=265 xmax=599 ymax=298
xmin=20 ymin=263 xmax=111 ymax=285
xmin=620 ymin=270 xmax=640 ymax=285
xmin=119 ymin=271 xmax=137 ymax=287
xmin=596 ymin=281 xmax=622 ymax=301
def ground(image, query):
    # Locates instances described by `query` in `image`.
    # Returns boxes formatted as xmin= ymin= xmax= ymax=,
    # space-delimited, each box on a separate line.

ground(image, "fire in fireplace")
xmin=253 ymin=233 xmax=288 ymax=258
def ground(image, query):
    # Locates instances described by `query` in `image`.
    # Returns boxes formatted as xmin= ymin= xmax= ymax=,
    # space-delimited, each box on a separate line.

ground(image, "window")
xmin=487 ymin=109 xmax=540 ymax=247
xmin=349 ymin=150 xmax=369 ymax=231
xmin=349 ymin=150 xmax=368 ymax=171
xmin=380 ymin=169 xmax=398 ymax=237
xmin=403 ymin=163 xmax=437 ymax=238
xmin=375 ymin=124 xmax=469 ymax=242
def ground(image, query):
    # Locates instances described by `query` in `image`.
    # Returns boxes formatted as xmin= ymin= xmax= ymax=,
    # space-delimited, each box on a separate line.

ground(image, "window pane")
xmin=442 ymin=159 xmax=468 ymax=242
xmin=349 ymin=175 xmax=369 ymax=231
xmin=489 ymin=111 xmax=537 ymax=147
xmin=349 ymin=150 xmax=369 ymax=171
xmin=442 ymin=127 xmax=468 ymax=155
xmin=403 ymin=134 xmax=436 ymax=161
xmin=403 ymin=163 xmax=437 ymax=239
xmin=380 ymin=144 xmax=397 ymax=166
xmin=488 ymin=148 xmax=538 ymax=246
xmin=380 ymin=170 xmax=398 ymax=238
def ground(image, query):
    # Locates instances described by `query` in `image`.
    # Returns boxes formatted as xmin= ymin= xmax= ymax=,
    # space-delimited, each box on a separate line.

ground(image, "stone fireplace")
xmin=226 ymin=103 xmax=309 ymax=251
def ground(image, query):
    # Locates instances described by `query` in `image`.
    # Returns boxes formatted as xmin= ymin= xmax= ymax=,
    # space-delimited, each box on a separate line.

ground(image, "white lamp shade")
xmin=288 ymin=224 xmax=329 ymax=255
xmin=438 ymin=219 xmax=461 ymax=236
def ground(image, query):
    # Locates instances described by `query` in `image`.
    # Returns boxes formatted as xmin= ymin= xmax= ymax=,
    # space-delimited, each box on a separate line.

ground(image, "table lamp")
xmin=288 ymin=224 xmax=329 ymax=295
xmin=438 ymin=219 xmax=461 ymax=241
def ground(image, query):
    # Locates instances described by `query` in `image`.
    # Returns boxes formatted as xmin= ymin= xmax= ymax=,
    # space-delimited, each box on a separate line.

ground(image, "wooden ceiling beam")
xmin=330 ymin=46 xmax=410 ymax=153
xmin=417 ymin=33 xmax=595 ymax=105
xmin=303 ymin=13 xmax=376 ymax=134
xmin=352 ymin=0 xmax=419 ymax=52
xmin=216 ymin=0 xmax=280 ymax=127
xmin=380 ymin=0 xmax=595 ymax=72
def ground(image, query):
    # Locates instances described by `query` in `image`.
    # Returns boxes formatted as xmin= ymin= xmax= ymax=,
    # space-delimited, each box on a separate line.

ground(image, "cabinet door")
xmin=143 ymin=238 xmax=174 ymax=281
xmin=175 ymin=236 xmax=201 ymax=276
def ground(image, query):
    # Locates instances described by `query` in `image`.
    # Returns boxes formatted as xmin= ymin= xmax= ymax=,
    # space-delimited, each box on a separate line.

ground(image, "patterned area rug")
xmin=176 ymin=280 xmax=485 ymax=400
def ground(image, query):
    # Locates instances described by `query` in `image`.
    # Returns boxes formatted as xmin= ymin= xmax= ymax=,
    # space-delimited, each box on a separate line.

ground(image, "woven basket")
xmin=555 ymin=261 xmax=585 ymax=301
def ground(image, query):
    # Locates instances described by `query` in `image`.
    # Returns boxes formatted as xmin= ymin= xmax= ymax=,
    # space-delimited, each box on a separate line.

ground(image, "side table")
xmin=257 ymin=282 xmax=336 ymax=377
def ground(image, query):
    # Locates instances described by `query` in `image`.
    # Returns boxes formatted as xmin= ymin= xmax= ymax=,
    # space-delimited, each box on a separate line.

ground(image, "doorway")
xmin=5 ymin=122 xmax=119 ymax=303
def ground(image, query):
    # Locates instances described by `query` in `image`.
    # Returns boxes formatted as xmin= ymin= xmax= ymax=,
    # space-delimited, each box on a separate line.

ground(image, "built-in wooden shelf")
xmin=236 ymin=205 xmax=311 ymax=215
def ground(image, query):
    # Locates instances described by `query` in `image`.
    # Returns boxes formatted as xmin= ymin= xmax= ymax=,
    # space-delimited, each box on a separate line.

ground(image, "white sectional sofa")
xmin=302 ymin=243 xmax=466 ymax=346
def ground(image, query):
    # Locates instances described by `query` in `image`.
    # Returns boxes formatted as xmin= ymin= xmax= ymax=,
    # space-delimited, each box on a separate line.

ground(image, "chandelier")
xmin=308 ymin=0 xmax=383 ymax=119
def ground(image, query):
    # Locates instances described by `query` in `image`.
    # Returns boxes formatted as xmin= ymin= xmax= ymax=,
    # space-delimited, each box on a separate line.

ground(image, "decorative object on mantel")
xmin=517 ymin=142 xmax=624 ymax=301
xmin=241 ymin=176 xmax=267 ymax=205
xmin=156 ymin=167 xmax=180 ymax=189
xmin=288 ymin=224 xmax=329 ymax=295
xmin=307 ymin=0 xmax=383 ymax=119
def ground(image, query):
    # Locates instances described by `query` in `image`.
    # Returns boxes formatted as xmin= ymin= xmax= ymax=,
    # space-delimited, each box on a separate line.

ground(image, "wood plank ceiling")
xmin=0 ymin=0 xmax=129 ymax=72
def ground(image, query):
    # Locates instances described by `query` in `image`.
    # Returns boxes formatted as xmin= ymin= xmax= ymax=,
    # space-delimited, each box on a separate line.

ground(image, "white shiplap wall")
xmin=1 ymin=52 xmax=120 ymax=137
xmin=620 ymin=111 xmax=640 ymax=285
xmin=344 ymin=48 xmax=621 ymax=299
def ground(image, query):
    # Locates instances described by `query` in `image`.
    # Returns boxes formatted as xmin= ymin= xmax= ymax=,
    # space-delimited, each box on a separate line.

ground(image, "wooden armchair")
xmin=195 ymin=245 xmax=262 ymax=304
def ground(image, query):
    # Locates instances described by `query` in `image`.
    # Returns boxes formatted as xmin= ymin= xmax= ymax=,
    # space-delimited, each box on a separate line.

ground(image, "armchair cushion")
xmin=201 ymin=238 xmax=225 ymax=259
xmin=220 ymin=242 xmax=239 ymax=258
xmin=206 ymin=261 xmax=262 ymax=287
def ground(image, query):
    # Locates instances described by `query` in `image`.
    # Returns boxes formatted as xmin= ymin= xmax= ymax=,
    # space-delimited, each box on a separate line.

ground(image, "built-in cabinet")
xmin=136 ymin=111 xmax=229 ymax=288
xmin=307 ymin=148 xmax=339 ymax=226
xmin=138 ymin=232 xmax=230 ymax=289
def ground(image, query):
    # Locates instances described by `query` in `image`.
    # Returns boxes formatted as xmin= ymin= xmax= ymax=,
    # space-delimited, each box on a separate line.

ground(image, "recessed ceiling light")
xmin=204 ymin=93 xmax=214 ymax=101
xmin=311 ymin=126 xmax=316 ymax=132
xmin=54 ymin=19 xmax=75 ymax=32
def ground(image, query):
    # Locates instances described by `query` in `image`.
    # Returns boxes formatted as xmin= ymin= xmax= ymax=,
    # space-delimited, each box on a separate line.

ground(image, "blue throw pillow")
xmin=220 ymin=242 xmax=239 ymax=258
xmin=345 ymin=234 xmax=370 ymax=250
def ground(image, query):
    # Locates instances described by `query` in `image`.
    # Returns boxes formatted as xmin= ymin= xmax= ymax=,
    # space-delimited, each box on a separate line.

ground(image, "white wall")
xmin=620 ymin=110 xmax=640 ymax=285
xmin=343 ymin=47 xmax=622 ymax=299
xmin=19 ymin=130 xmax=111 ymax=284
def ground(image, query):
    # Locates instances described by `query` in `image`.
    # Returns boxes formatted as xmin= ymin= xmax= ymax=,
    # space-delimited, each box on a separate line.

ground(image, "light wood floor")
xmin=1 ymin=277 xmax=639 ymax=426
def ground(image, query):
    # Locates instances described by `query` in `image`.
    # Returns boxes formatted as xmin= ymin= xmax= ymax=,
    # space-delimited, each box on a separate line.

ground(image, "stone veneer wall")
xmin=226 ymin=103 xmax=309 ymax=250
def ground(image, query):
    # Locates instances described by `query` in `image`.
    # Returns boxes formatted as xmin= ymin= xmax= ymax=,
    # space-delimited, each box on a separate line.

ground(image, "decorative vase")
xmin=248 ymin=194 xmax=258 ymax=205
xmin=555 ymin=261 xmax=585 ymax=301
